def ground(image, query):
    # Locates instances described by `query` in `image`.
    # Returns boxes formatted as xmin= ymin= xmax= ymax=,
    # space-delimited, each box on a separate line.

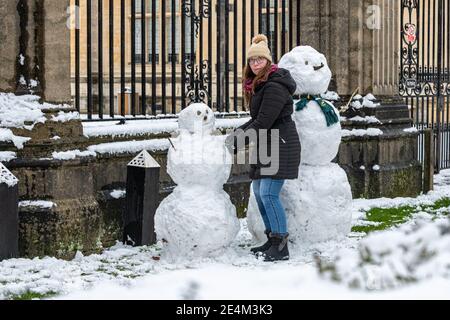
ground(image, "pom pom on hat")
xmin=252 ymin=34 xmax=268 ymax=45
xmin=247 ymin=34 xmax=272 ymax=63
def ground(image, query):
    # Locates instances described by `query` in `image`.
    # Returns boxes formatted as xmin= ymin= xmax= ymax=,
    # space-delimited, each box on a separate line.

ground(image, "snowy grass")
xmin=352 ymin=197 xmax=450 ymax=234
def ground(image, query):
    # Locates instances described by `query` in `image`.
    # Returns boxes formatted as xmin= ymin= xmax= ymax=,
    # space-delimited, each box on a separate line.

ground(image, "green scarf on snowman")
xmin=295 ymin=94 xmax=339 ymax=127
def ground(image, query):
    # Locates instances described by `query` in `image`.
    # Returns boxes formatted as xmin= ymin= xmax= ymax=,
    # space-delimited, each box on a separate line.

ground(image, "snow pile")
xmin=87 ymin=139 xmax=170 ymax=155
xmin=19 ymin=201 xmax=57 ymax=209
xmin=110 ymin=190 xmax=126 ymax=199
xmin=51 ymin=111 xmax=80 ymax=122
xmin=0 ymin=151 xmax=17 ymax=162
xmin=0 ymin=163 xmax=18 ymax=187
xmin=317 ymin=218 xmax=450 ymax=290
xmin=52 ymin=150 xmax=96 ymax=161
xmin=342 ymin=128 xmax=383 ymax=137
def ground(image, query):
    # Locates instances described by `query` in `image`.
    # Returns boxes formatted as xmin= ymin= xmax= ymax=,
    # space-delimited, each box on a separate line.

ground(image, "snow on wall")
xmin=19 ymin=201 xmax=57 ymax=209
xmin=348 ymin=116 xmax=381 ymax=124
xmin=51 ymin=111 xmax=80 ymax=122
xmin=82 ymin=118 xmax=250 ymax=139
xmin=52 ymin=150 xmax=97 ymax=160
xmin=341 ymin=128 xmax=383 ymax=137
xmin=0 ymin=151 xmax=17 ymax=162
xmin=0 ymin=128 xmax=31 ymax=149
xmin=87 ymin=139 xmax=171 ymax=155
xmin=0 ymin=94 xmax=46 ymax=130
xmin=0 ymin=93 xmax=74 ymax=149
xmin=110 ymin=190 xmax=126 ymax=199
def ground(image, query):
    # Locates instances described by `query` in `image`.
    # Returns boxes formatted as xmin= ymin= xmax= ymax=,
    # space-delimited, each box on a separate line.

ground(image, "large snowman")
xmin=247 ymin=46 xmax=353 ymax=245
xmin=155 ymin=103 xmax=240 ymax=259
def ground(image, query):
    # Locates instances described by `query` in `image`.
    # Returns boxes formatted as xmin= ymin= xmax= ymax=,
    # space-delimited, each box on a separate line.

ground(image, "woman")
xmin=226 ymin=34 xmax=301 ymax=262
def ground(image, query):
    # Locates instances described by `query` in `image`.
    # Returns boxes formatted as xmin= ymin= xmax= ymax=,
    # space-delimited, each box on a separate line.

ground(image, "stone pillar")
xmin=0 ymin=0 xmax=71 ymax=103
xmin=42 ymin=0 xmax=72 ymax=103
xmin=298 ymin=0 xmax=400 ymax=97
xmin=0 ymin=1 xmax=20 ymax=92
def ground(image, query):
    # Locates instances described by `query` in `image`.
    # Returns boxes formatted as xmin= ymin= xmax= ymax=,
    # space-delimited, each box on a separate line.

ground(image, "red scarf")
xmin=244 ymin=64 xmax=279 ymax=93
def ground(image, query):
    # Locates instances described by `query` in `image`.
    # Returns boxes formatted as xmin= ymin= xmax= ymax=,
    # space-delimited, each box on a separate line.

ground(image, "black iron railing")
xmin=71 ymin=0 xmax=302 ymax=120
xmin=400 ymin=0 xmax=450 ymax=171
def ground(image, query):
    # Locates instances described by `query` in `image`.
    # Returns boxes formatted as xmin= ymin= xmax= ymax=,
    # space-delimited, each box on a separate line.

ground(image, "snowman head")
xmin=178 ymin=103 xmax=215 ymax=135
xmin=279 ymin=46 xmax=331 ymax=96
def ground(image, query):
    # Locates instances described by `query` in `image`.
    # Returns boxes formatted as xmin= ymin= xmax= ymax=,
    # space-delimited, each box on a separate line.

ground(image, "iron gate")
xmin=70 ymin=0 xmax=302 ymax=120
xmin=400 ymin=0 xmax=450 ymax=171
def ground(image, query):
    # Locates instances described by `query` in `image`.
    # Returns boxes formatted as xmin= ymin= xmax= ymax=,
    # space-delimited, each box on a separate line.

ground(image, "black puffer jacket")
xmin=234 ymin=68 xmax=301 ymax=180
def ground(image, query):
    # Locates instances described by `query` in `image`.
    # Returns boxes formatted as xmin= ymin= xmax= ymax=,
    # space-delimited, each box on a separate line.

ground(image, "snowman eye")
xmin=305 ymin=61 xmax=309 ymax=65
xmin=197 ymin=111 xmax=202 ymax=116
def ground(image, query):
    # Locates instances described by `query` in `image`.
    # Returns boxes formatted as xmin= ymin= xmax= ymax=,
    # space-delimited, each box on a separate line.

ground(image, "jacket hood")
xmin=268 ymin=68 xmax=297 ymax=95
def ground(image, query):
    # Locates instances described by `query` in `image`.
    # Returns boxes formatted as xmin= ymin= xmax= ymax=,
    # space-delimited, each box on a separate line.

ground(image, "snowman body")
xmin=154 ymin=103 xmax=240 ymax=258
xmin=247 ymin=46 xmax=352 ymax=244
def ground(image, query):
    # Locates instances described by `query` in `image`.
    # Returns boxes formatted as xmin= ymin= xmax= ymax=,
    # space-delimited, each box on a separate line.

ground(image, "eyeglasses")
xmin=248 ymin=57 xmax=265 ymax=66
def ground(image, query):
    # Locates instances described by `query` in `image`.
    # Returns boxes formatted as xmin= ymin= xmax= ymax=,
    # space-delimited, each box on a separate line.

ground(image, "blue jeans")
xmin=252 ymin=178 xmax=288 ymax=236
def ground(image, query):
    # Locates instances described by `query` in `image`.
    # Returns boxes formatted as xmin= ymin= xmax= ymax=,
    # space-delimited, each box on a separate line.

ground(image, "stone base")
xmin=19 ymin=197 xmax=102 ymax=259
xmin=338 ymin=99 xmax=422 ymax=199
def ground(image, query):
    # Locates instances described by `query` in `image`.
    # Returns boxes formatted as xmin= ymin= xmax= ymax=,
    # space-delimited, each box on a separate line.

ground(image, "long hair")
xmin=242 ymin=59 xmax=273 ymax=107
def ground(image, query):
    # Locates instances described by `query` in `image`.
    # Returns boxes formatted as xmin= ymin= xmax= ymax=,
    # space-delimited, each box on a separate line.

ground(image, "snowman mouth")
xmin=313 ymin=63 xmax=325 ymax=71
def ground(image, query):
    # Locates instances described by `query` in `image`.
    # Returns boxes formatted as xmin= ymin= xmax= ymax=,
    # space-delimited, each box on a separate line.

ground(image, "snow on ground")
xmin=318 ymin=217 xmax=450 ymax=291
xmin=1 ymin=171 xmax=450 ymax=300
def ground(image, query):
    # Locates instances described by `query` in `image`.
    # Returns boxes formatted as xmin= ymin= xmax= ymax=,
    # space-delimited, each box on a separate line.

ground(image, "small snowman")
xmin=247 ymin=46 xmax=353 ymax=244
xmin=154 ymin=103 xmax=240 ymax=259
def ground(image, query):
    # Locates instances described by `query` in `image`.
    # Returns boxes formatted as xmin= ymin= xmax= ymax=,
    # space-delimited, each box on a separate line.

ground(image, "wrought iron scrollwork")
xmin=399 ymin=0 xmax=420 ymax=97
xmin=182 ymin=0 xmax=210 ymax=105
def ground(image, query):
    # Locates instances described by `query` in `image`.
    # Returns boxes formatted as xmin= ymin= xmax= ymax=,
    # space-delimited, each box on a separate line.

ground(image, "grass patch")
xmin=10 ymin=291 xmax=58 ymax=300
xmin=352 ymin=206 xmax=416 ymax=233
xmin=352 ymin=197 xmax=450 ymax=234
xmin=429 ymin=198 xmax=450 ymax=211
